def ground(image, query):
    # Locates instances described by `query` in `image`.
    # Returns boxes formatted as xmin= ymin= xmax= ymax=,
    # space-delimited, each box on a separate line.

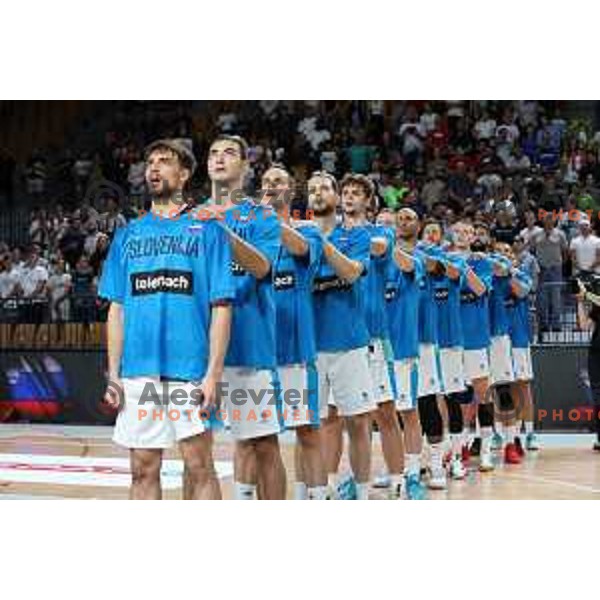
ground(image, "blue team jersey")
xmin=506 ymin=270 xmax=533 ymax=348
xmin=489 ymin=254 xmax=514 ymax=338
xmin=361 ymin=224 xmax=395 ymax=340
xmin=386 ymin=253 xmax=424 ymax=360
xmin=98 ymin=212 xmax=235 ymax=380
xmin=414 ymin=246 xmax=439 ymax=345
xmin=430 ymin=251 xmax=467 ymax=349
xmin=313 ymin=224 xmax=371 ymax=352
xmin=459 ymin=253 xmax=494 ymax=351
xmin=220 ymin=200 xmax=281 ymax=369
xmin=273 ymin=224 xmax=323 ymax=365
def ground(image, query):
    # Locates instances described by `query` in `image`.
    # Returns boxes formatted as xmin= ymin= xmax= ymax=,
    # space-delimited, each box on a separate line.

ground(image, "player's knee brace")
xmin=445 ymin=393 xmax=464 ymax=434
xmin=496 ymin=384 xmax=514 ymax=411
xmin=418 ymin=394 xmax=443 ymax=440
xmin=477 ymin=402 xmax=495 ymax=428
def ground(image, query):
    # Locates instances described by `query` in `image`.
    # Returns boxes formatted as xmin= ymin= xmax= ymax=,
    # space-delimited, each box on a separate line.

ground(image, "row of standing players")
xmin=99 ymin=137 xmax=537 ymax=499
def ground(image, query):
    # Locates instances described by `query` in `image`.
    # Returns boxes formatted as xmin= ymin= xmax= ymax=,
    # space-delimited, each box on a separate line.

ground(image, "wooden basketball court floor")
xmin=0 ymin=425 xmax=598 ymax=499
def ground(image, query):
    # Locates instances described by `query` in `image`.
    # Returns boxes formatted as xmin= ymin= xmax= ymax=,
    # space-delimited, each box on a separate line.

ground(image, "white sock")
xmin=405 ymin=453 xmax=420 ymax=477
xmin=430 ymin=443 xmax=444 ymax=472
xmin=307 ymin=486 xmax=328 ymax=500
xmin=481 ymin=426 xmax=493 ymax=453
xmin=327 ymin=472 xmax=337 ymax=490
xmin=505 ymin=424 xmax=516 ymax=442
xmin=356 ymin=482 xmax=369 ymax=500
xmin=390 ymin=473 xmax=403 ymax=492
xmin=524 ymin=421 xmax=534 ymax=434
xmin=294 ymin=482 xmax=308 ymax=500
xmin=234 ymin=482 xmax=256 ymax=500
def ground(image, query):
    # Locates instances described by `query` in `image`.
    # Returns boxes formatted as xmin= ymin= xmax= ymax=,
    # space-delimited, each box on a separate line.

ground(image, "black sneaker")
xmin=469 ymin=437 xmax=481 ymax=457
xmin=593 ymin=441 xmax=600 ymax=452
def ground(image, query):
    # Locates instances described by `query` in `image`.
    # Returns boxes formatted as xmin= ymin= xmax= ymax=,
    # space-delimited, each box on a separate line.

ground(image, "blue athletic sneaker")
xmin=525 ymin=432 xmax=540 ymax=451
xmin=491 ymin=432 xmax=504 ymax=451
xmin=336 ymin=474 xmax=357 ymax=500
xmin=404 ymin=473 xmax=427 ymax=500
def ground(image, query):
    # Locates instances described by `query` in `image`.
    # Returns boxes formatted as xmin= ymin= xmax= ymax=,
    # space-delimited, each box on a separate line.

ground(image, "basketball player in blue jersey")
xmin=419 ymin=221 xmax=483 ymax=481
xmin=486 ymin=232 xmax=524 ymax=464
xmin=262 ymin=164 xmax=327 ymax=499
xmin=449 ymin=220 xmax=496 ymax=472
xmin=338 ymin=174 xmax=405 ymax=499
xmin=399 ymin=217 xmax=447 ymax=490
xmin=203 ymin=135 xmax=286 ymax=500
xmin=100 ymin=138 xmax=235 ymax=500
xmin=309 ymin=171 xmax=375 ymax=500
xmin=496 ymin=242 xmax=538 ymax=455
xmin=386 ymin=208 xmax=430 ymax=499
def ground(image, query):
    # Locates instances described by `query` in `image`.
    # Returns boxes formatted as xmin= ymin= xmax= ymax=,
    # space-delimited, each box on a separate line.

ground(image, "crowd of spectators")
xmin=0 ymin=194 xmax=126 ymax=323
xmin=3 ymin=100 xmax=600 ymax=335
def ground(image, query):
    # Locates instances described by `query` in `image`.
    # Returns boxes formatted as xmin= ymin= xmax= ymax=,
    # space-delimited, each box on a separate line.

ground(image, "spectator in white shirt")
xmin=570 ymin=218 xmax=600 ymax=275
xmin=47 ymin=258 xmax=72 ymax=322
xmin=19 ymin=247 xmax=49 ymax=299
xmin=520 ymin=208 xmax=543 ymax=249
xmin=0 ymin=254 xmax=20 ymax=299
xmin=474 ymin=113 xmax=497 ymax=141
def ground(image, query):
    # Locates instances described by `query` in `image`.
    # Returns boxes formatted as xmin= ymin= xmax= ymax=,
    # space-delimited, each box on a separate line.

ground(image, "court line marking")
xmin=0 ymin=453 xmax=234 ymax=488
xmin=503 ymin=472 xmax=600 ymax=494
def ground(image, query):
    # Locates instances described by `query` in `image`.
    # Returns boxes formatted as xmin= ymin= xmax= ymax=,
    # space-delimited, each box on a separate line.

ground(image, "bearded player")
xmin=100 ymin=138 xmax=234 ymax=500
xmin=309 ymin=171 xmax=375 ymax=500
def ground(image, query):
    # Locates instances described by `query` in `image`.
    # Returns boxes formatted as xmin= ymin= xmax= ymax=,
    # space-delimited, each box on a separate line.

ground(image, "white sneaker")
xmin=479 ymin=450 xmax=494 ymax=472
xmin=449 ymin=458 xmax=466 ymax=480
xmin=373 ymin=473 xmax=391 ymax=489
xmin=429 ymin=467 xmax=447 ymax=490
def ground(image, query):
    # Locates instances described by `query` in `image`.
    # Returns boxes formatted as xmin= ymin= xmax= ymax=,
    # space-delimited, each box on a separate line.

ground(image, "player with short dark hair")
xmin=204 ymin=136 xmax=286 ymax=500
xmin=309 ymin=171 xmax=376 ymax=500
xmin=100 ymin=138 xmax=234 ymax=500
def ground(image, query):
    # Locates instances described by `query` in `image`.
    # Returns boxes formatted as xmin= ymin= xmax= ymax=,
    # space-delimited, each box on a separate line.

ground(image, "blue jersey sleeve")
xmin=252 ymin=208 xmax=281 ymax=266
xmin=346 ymin=227 xmax=371 ymax=274
xmin=98 ymin=226 xmax=126 ymax=303
xmin=512 ymin=268 xmax=533 ymax=296
xmin=298 ymin=225 xmax=324 ymax=279
xmin=206 ymin=222 xmax=236 ymax=304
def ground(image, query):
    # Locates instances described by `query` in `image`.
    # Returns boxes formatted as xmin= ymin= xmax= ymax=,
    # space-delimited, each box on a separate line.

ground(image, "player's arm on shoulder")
xmin=281 ymin=222 xmax=309 ymax=257
xmin=370 ymin=236 xmax=389 ymax=257
xmin=393 ymin=245 xmax=415 ymax=273
xmin=465 ymin=267 xmax=486 ymax=296
xmin=510 ymin=269 xmax=532 ymax=298
xmin=220 ymin=223 xmax=271 ymax=279
xmin=322 ymin=241 xmax=364 ymax=283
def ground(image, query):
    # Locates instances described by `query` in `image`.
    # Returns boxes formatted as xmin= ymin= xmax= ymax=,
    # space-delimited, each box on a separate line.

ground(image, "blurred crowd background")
xmin=2 ymin=100 xmax=600 ymax=340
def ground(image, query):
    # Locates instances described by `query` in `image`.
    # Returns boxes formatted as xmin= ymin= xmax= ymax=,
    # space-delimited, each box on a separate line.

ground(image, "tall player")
xmin=450 ymin=220 xmax=496 ymax=471
xmin=205 ymin=135 xmax=286 ymax=499
xmin=100 ymin=138 xmax=234 ymax=500
xmin=338 ymin=174 xmax=405 ymax=499
xmin=309 ymin=171 xmax=376 ymax=500
xmin=262 ymin=164 xmax=327 ymax=499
